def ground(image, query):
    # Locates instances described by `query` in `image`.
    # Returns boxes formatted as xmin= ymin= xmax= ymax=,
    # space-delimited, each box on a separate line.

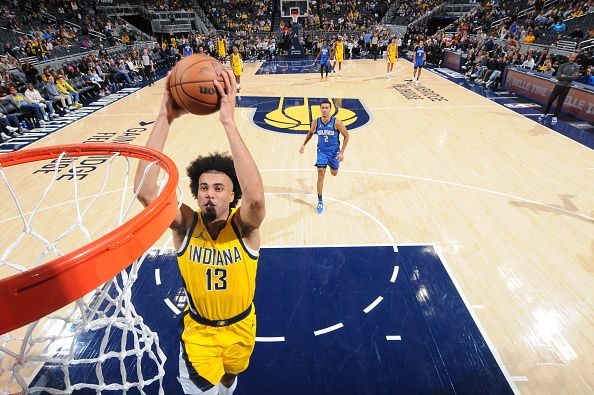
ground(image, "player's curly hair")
xmin=187 ymin=152 xmax=242 ymax=208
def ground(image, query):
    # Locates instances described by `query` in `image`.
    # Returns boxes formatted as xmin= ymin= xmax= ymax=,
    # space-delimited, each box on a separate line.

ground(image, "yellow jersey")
xmin=335 ymin=41 xmax=344 ymax=61
xmin=177 ymin=208 xmax=258 ymax=321
xmin=387 ymin=43 xmax=398 ymax=63
xmin=217 ymin=38 xmax=226 ymax=57
xmin=230 ymin=53 xmax=242 ymax=75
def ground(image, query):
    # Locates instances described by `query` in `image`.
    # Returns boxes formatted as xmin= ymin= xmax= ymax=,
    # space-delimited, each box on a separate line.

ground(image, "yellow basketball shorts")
xmin=232 ymin=67 xmax=241 ymax=77
xmin=388 ymin=56 xmax=397 ymax=64
xmin=336 ymin=54 xmax=343 ymax=62
xmin=178 ymin=308 xmax=256 ymax=392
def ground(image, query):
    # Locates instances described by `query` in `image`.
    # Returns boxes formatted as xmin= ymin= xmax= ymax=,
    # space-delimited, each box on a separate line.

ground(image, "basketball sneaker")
xmin=316 ymin=200 xmax=324 ymax=214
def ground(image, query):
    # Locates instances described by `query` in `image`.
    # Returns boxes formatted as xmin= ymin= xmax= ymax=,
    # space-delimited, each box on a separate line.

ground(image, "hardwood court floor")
xmin=0 ymin=59 xmax=592 ymax=394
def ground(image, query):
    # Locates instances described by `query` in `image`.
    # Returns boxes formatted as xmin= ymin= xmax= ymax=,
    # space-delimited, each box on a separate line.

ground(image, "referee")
xmin=141 ymin=48 xmax=154 ymax=86
xmin=538 ymin=53 xmax=580 ymax=125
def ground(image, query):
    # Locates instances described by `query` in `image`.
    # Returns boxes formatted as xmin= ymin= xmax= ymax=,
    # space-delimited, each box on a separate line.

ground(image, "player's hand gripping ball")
xmin=168 ymin=54 xmax=225 ymax=115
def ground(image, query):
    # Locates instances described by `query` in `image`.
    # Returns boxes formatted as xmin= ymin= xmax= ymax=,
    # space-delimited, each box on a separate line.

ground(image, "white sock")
xmin=218 ymin=377 xmax=238 ymax=395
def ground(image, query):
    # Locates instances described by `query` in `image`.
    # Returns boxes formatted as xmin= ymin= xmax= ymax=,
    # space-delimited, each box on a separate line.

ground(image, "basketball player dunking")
xmin=412 ymin=40 xmax=426 ymax=84
xmin=299 ymin=100 xmax=349 ymax=214
xmin=135 ymin=70 xmax=265 ymax=395
xmin=315 ymin=39 xmax=332 ymax=81
xmin=386 ymin=37 xmax=398 ymax=79
xmin=332 ymin=36 xmax=344 ymax=76
xmin=230 ymin=46 xmax=243 ymax=94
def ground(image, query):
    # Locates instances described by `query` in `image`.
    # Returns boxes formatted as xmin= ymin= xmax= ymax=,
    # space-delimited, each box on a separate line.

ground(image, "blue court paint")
xmin=256 ymin=58 xmax=331 ymax=75
xmin=31 ymin=246 xmax=515 ymax=394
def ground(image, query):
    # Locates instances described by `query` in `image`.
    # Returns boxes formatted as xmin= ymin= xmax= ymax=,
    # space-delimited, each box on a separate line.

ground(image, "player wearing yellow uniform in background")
xmin=217 ymin=37 xmax=227 ymax=62
xmin=332 ymin=36 xmax=344 ymax=75
xmin=386 ymin=37 xmax=398 ymax=79
xmin=230 ymin=46 xmax=243 ymax=94
xmin=135 ymin=70 xmax=265 ymax=395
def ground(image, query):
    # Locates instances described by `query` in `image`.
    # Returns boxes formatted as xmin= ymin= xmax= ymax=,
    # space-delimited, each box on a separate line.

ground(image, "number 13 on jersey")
xmin=205 ymin=267 xmax=227 ymax=290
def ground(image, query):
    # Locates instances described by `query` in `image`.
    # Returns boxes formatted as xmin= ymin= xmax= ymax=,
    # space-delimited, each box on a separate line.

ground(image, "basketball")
xmin=168 ymin=54 xmax=225 ymax=115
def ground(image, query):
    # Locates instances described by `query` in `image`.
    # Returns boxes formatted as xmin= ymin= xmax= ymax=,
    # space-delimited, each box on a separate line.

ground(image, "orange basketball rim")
xmin=0 ymin=144 xmax=179 ymax=335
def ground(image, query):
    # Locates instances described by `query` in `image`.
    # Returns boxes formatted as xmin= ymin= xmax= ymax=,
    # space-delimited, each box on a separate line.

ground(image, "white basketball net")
xmin=0 ymin=151 xmax=172 ymax=394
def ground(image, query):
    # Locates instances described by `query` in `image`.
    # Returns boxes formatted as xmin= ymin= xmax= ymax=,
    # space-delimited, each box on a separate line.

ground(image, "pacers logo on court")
xmin=237 ymin=96 xmax=370 ymax=134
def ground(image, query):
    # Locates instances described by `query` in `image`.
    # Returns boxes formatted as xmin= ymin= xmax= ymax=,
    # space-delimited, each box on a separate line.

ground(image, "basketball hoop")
xmin=290 ymin=7 xmax=299 ymax=24
xmin=0 ymin=144 xmax=178 ymax=334
xmin=0 ymin=144 xmax=179 ymax=394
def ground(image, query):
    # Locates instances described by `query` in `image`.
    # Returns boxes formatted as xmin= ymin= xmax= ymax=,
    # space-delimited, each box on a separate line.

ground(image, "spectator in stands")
xmin=0 ymin=112 xmax=24 ymax=141
xmin=523 ymin=31 xmax=536 ymax=43
xmin=475 ymin=55 xmax=498 ymax=84
xmin=21 ymin=60 xmax=39 ymax=84
xmin=106 ymin=58 xmax=133 ymax=85
xmin=468 ymin=52 xmax=489 ymax=78
xmin=81 ymin=38 xmax=94 ymax=50
xmin=538 ymin=53 xmax=580 ymax=124
xmin=521 ymin=54 xmax=536 ymax=69
xmin=125 ymin=57 xmax=142 ymax=81
xmin=585 ymin=66 xmax=594 ymax=86
xmin=551 ymin=18 xmax=567 ymax=34
xmin=98 ymin=44 xmax=108 ymax=58
xmin=62 ymin=61 xmax=78 ymax=79
xmin=575 ymin=49 xmax=591 ymax=70
xmin=24 ymin=83 xmax=58 ymax=119
xmin=2 ymin=86 xmax=48 ymax=126
xmin=535 ymin=48 xmax=550 ymax=68
xmin=83 ymin=69 xmax=108 ymax=96
xmin=482 ymin=55 xmax=507 ymax=89
xmin=8 ymin=63 xmax=27 ymax=85
xmin=567 ymin=26 xmax=585 ymax=40
xmin=55 ymin=76 xmax=83 ymax=108
xmin=537 ymin=59 xmax=556 ymax=76
xmin=43 ymin=76 xmax=72 ymax=111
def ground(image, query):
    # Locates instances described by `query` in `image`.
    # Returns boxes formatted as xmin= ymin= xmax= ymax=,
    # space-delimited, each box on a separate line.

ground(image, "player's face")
xmin=320 ymin=104 xmax=331 ymax=117
xmin=197 ymin=172 xmax=235 ymax=223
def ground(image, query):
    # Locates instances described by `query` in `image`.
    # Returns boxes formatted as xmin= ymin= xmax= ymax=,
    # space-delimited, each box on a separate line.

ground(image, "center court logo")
xmin=236 ymin=96 xmax=370 ymax=134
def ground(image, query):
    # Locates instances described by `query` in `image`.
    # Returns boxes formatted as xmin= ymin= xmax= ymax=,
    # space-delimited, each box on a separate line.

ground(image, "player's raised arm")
xmin=213 ymin=70 xmax=265 ymax=232
xmin=299 ymin=119 xmax=317 ymax=153
xmin=336 ymin=118 xmax=349 ymax=161
xmin=134 ymin=73 xmax=191 ymax=235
